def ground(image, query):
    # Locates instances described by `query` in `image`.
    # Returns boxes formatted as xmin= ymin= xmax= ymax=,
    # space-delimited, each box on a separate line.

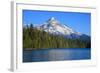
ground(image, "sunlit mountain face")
xmin=35 ymin=17 xmax=90 ymax=40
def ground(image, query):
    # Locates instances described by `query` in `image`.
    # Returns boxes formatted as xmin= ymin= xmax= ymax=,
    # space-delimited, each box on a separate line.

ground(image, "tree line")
xmin=23 ymin=24 xmax=91 ymax=50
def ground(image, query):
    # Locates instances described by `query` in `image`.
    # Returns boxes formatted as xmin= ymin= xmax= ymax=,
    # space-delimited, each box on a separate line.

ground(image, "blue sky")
xmin=23 ymin=10 xmax=91 ymax=35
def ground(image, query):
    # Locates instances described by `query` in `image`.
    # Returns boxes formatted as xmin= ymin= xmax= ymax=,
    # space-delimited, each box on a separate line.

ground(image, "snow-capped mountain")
xmin=36 ymin=17 xmax=86 ymax=39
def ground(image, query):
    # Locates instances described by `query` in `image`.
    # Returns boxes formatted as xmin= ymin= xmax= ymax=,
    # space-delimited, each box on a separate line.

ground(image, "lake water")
xmin=23 ymin=48 xmax=91 ymax=62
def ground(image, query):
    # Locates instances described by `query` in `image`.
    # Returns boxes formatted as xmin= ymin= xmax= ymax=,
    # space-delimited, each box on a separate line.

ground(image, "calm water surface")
xmin=23 ymin=48 xmax=91 ymax=62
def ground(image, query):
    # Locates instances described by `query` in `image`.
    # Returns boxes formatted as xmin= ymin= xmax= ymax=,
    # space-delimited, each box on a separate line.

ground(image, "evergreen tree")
xmin=23 ymin=24 xmax=91 ymax=50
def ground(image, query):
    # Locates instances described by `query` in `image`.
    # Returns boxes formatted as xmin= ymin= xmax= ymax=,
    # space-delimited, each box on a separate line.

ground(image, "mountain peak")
xmin=48 ymin=17 xmax=57 ymax=22
xmin=50 ymin=17 xmax=55 ymax=20
xmin=37 ymin=17 xmax=82 ymax=39
xmin=47 ymin=17 xmax=59 ymax=26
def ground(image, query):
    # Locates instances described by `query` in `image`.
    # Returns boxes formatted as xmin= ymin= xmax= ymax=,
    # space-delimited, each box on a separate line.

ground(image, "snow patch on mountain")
xmin=36 ymin=17 xmax=83 ymax=39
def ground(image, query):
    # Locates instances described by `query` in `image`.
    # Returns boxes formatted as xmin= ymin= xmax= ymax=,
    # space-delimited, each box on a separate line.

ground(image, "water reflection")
xmin=23 ymin=48 xmax=91 ymax=62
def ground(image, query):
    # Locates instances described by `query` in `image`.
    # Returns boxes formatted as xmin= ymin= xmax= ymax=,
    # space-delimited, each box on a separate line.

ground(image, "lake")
xmin=23 ymin=48 xmax=91 ymax=62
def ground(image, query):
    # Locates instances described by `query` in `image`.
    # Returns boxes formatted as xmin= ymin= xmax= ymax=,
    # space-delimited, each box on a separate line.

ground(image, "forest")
xmin=23 ymin=24 xmax=91 ymax=50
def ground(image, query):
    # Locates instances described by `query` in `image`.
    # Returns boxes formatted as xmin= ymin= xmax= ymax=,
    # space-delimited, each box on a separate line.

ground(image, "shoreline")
xmin=23 ymin=48 xmax=91 ymax=51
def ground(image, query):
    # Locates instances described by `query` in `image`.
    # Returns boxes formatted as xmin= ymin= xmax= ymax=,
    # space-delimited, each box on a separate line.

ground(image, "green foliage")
xmin=23 ymin=24 xmax=91 ymax=50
